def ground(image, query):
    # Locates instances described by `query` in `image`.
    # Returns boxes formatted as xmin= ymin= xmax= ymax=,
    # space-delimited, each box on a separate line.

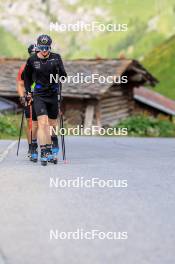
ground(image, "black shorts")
xmin=24 ymin=105 xmax=37 ymax=121
xmin=33 ymin=93 xmax=58 ymax=119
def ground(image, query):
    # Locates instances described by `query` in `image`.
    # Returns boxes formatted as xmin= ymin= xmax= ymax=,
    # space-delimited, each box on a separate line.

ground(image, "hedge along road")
xmin=0 ymin=137 xmax=174 ymax=264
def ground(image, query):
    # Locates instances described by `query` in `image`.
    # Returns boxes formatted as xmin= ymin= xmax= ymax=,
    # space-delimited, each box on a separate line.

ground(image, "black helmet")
xmin=37 ymin=34 xmax=52 ymax=46
xmin=28 ymin=44 xmax=36 ymax=55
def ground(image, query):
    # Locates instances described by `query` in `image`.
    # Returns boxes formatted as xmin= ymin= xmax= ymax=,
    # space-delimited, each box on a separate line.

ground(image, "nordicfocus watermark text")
xmin=50 ymin=229 xmax=128 ymax=240
xmin=50 ymin=73 xmax=127 ymax=85
xmin=50 ymin=126 xmax=128 ymax=136
xmin=50 ymin=177 xmax=128 ymax=189
xmin=50 ymin=21 xmax=128 ymax=32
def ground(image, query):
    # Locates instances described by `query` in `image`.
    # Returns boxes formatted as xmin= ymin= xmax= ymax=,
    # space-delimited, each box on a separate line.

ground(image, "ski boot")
xmin=30 ymin=150 xmax=38 ymax=162
xmin=50 ymin=136 xmax=59 ymax=164
xmin=52 ymin=147 xmax=59 ymax=164
xmin=30 ymin=142 xmax=38 ymax=162
xmin=47 ymin=148 xmax=53 ymax=163
xmin=40 ymin=149 xmax=48 ymax=166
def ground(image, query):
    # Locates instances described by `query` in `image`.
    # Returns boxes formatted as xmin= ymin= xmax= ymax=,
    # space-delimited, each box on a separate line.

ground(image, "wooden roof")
xmin=134 ymin=87 xmax=175 ymax=116
xmin=0 ymin=58 xmax=158 ymax=98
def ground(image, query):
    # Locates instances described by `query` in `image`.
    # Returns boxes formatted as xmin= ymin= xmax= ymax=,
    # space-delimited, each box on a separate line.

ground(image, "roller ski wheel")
xmin=53 ymin=158 xmax=58 ymax=164
xmin=32 ymin=158 xmax=38 ymax=163
xmin=41 ymin=160 xmax=47 ymax=166
xmin=48 ymin=157 xmax=58 ymax=164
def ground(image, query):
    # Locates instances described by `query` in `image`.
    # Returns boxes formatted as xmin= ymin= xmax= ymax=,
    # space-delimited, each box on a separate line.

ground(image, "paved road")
xmin=0 ymin=137 xmax=175 ymax=264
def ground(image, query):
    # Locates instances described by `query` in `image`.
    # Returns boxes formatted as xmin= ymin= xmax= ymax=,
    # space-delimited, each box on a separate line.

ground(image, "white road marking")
xmin=0 ymin=141 xmax=17 ymax=163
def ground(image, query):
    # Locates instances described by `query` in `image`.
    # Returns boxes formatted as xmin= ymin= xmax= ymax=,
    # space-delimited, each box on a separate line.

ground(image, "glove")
xmin=26 ymin=93 xmax=32 ymax=105
xmin=19 ymin=96 xmax=26 ymax=106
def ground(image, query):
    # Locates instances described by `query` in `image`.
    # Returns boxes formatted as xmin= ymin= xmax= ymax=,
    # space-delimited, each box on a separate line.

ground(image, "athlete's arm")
xmin=16 ymin=65 xmax=25 ymax=97
xmin=17 ymin=81 xmax=25 ymax=97
xmin=24 ymin=58 xmax=33 ymax=93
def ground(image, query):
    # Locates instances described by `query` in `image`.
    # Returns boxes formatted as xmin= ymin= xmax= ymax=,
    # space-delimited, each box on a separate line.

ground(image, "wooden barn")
xmin=62 ymin=59 xmax=158 ymax=127
xmin=0 ymin=57 xmax=174 ymax=126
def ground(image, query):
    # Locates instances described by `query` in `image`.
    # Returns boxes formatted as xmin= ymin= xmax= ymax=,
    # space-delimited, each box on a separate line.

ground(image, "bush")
xmin=0 ymin=114 xmax=23 ymax=139
xmin=115 ymin=115 xmax=175 ymax=137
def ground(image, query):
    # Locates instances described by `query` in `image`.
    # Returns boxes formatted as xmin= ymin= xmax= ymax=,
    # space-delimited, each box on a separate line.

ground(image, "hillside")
xmin=0 ymin=0 xmax=175 ymax=59
xmin=143 ymin=35 xmax=175 ymax=100
xmin=0 ymin=27 xmax=26 ymax=58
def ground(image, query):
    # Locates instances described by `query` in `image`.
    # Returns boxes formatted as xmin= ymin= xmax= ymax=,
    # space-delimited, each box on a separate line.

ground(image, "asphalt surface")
xmin=0 ymin=137 xmax=175 ymax=264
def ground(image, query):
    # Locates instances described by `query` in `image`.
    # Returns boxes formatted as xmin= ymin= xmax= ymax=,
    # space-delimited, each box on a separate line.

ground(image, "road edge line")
xmin=0 ymin=141 xmax=17 ymax=163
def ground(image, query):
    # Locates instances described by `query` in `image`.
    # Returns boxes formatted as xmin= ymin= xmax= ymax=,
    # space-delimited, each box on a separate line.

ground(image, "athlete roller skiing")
xmin=16 ymin=44 xmax=38 ymax=159
xmin=24 ymin=34 xmax=67 ymax=166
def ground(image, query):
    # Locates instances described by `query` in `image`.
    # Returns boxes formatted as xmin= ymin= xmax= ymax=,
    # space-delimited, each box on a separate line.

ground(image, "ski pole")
xmin=60 ymin=112 xmax=66 ymax=161
xmin=16 ymin=106 xmax=25 ymax=156
xmin=29 ymin=102 xmax=32 ymax=145
xmin=59 ymin=82 xmax=66 ymax=161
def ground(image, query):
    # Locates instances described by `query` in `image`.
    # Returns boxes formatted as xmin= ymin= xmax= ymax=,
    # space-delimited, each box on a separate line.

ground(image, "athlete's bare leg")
xmin=48 ymin=118 xmax=59 ymax=163
xmin=26 ymin=118 xmax=31 ymax=144
xmin=32 ymin=121 xmax=38 ymax=140
xmin=37 ymin=115 xmax=49 ymax=146
xmin=48 ymin=118 xmax=58 ymax=135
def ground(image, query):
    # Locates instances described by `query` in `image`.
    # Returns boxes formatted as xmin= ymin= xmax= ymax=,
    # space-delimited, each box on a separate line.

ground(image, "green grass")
xmin=131 ymin=31 xmax=165 ymax=59
xmin=116 ymin=114 xmax=175 ymax=137
xmin=1 ymin=0 xmax=175 ymax=60
xmin=1 ymin=113 xmax=174 ymax=139
xmin=143 ymin=35 xmax=175 ymax=99
xmin=72 ymin=0 xmax=175 ymax=59
xmin=0 ymin=113 xmax=25 ymax=139
xmin=0 ymin=27 xmax=26 ymax=58
xmin=79 ymin=0 xmax=159 ymax=21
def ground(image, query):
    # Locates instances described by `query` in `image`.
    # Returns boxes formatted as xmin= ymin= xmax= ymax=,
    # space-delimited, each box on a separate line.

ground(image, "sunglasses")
xmin=38 ymin=45 xmax=50 ymax=52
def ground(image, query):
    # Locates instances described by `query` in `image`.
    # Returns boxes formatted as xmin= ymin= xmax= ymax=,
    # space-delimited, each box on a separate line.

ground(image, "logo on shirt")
xmin=34 ymin=61 xmax=41 ymax=69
